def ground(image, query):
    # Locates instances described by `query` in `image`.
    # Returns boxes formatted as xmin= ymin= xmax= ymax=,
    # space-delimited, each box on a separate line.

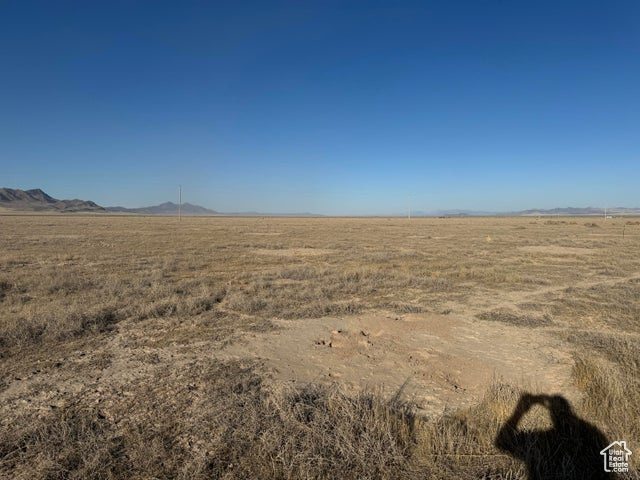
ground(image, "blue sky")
xmin=1 ymin=1 xmax=639 ymax=214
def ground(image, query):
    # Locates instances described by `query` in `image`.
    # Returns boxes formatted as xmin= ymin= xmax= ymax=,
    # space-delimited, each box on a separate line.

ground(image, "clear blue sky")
xmin=1 ymin=1 xmax=639 ymax=214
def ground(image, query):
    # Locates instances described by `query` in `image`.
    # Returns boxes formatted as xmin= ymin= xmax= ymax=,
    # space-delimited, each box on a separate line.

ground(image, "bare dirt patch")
xmin=224 ymin=311 xmax=575 ymax=417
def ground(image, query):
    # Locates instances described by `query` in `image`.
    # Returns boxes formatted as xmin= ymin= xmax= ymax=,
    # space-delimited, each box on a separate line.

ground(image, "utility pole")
xmin=179 ymin=185 xmax=182 ymax=221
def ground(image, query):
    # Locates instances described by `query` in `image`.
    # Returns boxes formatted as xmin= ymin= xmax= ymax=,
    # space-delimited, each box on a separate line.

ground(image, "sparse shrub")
xmin=69 ymin=307 xmax=120 ymax=335
xmin=46 ymin=271 xmax=96 ymax=295
xmin=0 ymin=279 xmax=11 ymax=301
xmin=388 ymin=302 xmax=424 ymax=313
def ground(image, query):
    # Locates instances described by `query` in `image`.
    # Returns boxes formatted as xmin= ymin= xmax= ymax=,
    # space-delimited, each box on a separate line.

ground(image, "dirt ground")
xmin=224 ymin=310 xmax=576 ymax=416
xmin=1 ymin=215 xmax=638 ymax=478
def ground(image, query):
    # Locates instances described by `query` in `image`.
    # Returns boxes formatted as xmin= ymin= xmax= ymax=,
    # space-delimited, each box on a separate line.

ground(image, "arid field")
xmin=1 ymin=215 xmax=639 ymax=479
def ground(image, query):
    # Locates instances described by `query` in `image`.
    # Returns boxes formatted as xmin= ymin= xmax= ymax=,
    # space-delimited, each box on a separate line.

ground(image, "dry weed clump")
xmin=222 ymin=266 xmax=442 ymax=318
xmin=414 ymin=383 xmax=548 ymax=479
xmin=0 ymin=304 xmax=120 ymax=351
xmin=0 ymin=279 xmax=12 ymax=301
xmin=548 ymin=280 xmax=640 ymax=333
xmin=476 ymin=310 xmax=553 ymax=328
xmin=1 ymin=362 xmax=418 ymax=480
xmin=244 ymin=384 xmax=417 ymax=479
xmin=0 ymin=265 xmax=227 ymax=353
xmin=0 ymin=407 xmax=130 ymax=479
xmin=570 ymin=335 xmax=640 ymax=441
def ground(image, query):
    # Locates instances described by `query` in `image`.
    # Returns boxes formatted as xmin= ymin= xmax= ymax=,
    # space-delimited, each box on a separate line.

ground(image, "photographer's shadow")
xmin=495 ymin=393 xmax=613 ymax=480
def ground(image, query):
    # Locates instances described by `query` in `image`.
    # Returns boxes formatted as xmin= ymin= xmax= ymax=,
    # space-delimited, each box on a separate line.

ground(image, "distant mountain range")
xmin=0 ymin=188 xmax=105 ymax=212
xmin=1 ymin=188 xmax=639 ymax=216
xmin=0 ymin=188 xmax=220 ymax=215
xmin=410 ymin=209 xmax=496 ymax=217
xmin=107 ymin=202 xmax=219 ymax=215
xmin=221 ymin=211 xmax=325 ymax=217
xmin=0 ymin=188 xmax=323 ymax=216
xmin=407 ymin=207 xmax=640 ymax=217
xmin=511 ymin=207 xmax=640 ymax=216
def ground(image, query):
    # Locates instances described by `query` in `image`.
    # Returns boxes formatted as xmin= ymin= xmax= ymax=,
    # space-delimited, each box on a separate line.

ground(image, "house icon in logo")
xmin=600 ymin=441 xmax=632 ymax=473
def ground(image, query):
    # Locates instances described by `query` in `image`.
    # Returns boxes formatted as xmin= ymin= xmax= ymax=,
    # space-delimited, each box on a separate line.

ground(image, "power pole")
xmin=179 ymin=185 xmax=182 ymax=221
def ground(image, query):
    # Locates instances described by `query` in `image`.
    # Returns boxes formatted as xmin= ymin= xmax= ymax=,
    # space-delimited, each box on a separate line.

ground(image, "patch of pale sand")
xmin=253 ymin=248 xmax=333 ymax=256
xmin=223 ymin=312 xmax=576 ymax=417
xmin=245 ymin=232 xmax=283 ymax=236
xmin=519 ymin=245 xmax=597 ymax=255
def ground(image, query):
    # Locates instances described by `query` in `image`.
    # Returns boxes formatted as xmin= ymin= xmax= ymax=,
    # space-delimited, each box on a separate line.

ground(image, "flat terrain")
xmin=1 ymin=215 xmax=639 ymax=478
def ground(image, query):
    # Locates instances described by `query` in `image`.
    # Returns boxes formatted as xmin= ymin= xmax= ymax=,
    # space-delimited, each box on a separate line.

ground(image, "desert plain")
xmin=1 ymin=215 xmax=638 ymax=479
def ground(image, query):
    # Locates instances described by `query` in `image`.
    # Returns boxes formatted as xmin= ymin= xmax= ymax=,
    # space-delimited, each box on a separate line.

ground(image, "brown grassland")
xmin=1 ymin=215 xmax=639 ymax=479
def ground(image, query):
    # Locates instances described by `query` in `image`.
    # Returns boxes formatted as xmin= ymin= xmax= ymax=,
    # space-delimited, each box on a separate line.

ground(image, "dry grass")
xmin=476 ymin=310 xmax=553 ymax=328
xmin=1 ymin=406 xmax=129 ymax=479
xmin=1 ymin=215 xmax=639 ymax=478
xmin=2 ymin=360 xmax=416 ymax=479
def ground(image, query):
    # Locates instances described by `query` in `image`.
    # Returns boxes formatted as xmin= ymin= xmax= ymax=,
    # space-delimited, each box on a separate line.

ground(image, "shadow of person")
xmin=495 ymin=393 xmax=613 ymax=480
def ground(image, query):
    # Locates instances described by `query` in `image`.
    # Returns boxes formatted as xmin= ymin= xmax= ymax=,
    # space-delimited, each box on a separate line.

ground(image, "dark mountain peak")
xmin=25 ymin=188 xmax=57 ymax=203
xmin=0 ymin=187 xmax=105 ymax=212
xmin=0 ymin=188 xmax=16 ymax=202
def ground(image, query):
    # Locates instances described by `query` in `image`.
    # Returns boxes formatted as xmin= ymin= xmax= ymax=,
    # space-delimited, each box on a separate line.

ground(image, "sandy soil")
xmin=224 ymin=311 xmax=575 ymax=416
